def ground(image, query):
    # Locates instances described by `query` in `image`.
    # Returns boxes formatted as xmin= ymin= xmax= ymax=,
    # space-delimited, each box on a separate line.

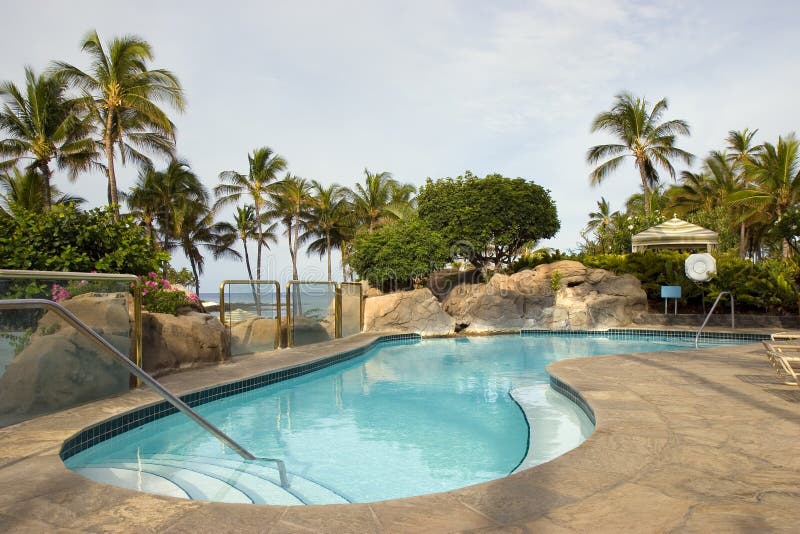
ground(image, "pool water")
xmin=65 ymin=334 xmax=732 ymax=504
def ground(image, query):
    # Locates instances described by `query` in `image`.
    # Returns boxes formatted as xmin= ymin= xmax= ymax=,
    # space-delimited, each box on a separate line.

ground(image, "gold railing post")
xmin=335 ymin=284 xmax=342 ymax=339
xmin=286 ymin=283 xmax=294 ymax=347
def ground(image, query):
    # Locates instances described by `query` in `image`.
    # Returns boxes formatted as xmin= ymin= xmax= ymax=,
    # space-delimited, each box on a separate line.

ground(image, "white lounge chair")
xmin=763 ymin=341 xmax=800 ymax=387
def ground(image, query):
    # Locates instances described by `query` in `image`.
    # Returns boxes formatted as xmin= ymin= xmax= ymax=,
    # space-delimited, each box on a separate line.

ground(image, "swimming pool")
xmin=63 ymin=332 xmax=755 ymax=505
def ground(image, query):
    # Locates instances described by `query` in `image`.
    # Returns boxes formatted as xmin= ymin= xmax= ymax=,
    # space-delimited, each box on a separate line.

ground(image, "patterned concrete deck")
xmin=0 ymin=333 xmax=798 ymax=532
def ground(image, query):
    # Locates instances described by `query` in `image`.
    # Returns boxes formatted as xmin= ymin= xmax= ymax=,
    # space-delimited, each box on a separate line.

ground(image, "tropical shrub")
xmin=0 ymin=204 xmax=166 ymax=274
xmin=139 ymin=272 xmax=200 ymax=315
xmin=350 ymin=217 xmax=449 ymax=291
xmin=417 ymin=172 xmax=560 ymax=269
xmin=581 ymin=251 xmax=798 ymax=314
xmin=507 ymin=249 xmax=568 ymax=274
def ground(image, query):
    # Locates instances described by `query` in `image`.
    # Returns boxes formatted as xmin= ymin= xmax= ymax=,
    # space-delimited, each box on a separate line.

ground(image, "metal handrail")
xmin=695 ymin=291 xmax=735 ymax=348
xmin=0 ymin=299 xmax=289 ymax=488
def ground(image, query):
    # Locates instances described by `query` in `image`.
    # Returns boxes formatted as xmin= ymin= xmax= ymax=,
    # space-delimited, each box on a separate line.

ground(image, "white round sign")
xmin=685 ymin=253 xmax=716 ymax=282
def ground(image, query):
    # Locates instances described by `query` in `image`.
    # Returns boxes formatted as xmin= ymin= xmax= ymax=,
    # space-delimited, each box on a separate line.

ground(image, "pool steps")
xmin=73 ymin=454 xmax=350 ymax=505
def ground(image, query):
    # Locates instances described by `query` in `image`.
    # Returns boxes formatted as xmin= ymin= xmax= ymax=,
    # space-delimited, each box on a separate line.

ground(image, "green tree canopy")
xmin=0 ymin=203 xmax=166 ymax=274
xmin=350 ymin=216 xmax=449 ymax=291
xmin=417 ymin=172 xmax=559 ymax=269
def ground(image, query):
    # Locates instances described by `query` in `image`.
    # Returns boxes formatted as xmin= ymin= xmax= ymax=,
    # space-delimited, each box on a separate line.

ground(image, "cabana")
xmin=631 ymin=216 xmax=719 ymax=253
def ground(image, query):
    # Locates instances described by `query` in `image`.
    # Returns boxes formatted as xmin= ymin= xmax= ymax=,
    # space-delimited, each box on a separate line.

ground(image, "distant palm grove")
xmin=1 ymin=33 xmax=798 ymax=308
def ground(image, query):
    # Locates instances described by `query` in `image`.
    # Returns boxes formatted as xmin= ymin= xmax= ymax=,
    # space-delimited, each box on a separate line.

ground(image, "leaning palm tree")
xmin=731 ymin=134 xmax=800 ymax=258
xmin=587 ymin=92 xmax=694 ymax=218
xmin=0 ymin=67 xmax=95 ymax=209
xmin=269 ymin=174 xmax=312 ymax=280
xmin=667 ymin=151 xmax=737 ymax=216
xmin=215 ymin=147 xmax=287 ymax=282
xmin=0 ymin=166 xmax=85 ymax=215
xmin=301 ymin=181 xmax=350 ymax=280
xmin=53 ymin=30 xmax=184 ymax=217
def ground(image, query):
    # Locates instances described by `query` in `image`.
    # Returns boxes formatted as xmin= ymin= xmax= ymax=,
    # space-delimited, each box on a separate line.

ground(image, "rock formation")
xmin=363 ymin=288 xmax=456 ymax=336
xmin=142 ymin=311 xmax=229 ymax=375
xmin=442 ymin=261 xmax=647 ymax=332
xmin=362 ymin=261 xmax=647 ymax=336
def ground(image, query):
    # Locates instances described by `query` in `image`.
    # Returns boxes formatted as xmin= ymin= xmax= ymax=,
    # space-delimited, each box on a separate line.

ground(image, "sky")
xmin=1 ymin=1 xmax=798 ymax=294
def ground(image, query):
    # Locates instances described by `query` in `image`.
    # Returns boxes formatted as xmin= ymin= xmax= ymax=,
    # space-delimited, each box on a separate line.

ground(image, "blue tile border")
xmin=60 ymin=333 xmax=420 ymax=460
xmin=520 ymin=328 xmax=769 ymax=343
xmin=549 ymin=374 xmax=596 ymax=426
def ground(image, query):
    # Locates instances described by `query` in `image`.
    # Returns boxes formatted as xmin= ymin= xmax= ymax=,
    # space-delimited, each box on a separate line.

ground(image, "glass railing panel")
xmin=340 ymin=282 xmax=363 ymax=338
xmin=0 ymin=270 xmax=141 ymax=374
xmin=287 ymin=282 xmax=336 ymax=347
xmin=0 ymin=305 xmax=130 ymax=428
xmin=220 ymin=280 xmax=281 ymax=355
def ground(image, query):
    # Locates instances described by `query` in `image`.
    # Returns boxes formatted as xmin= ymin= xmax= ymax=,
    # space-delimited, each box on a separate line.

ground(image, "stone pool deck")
xmin=1 ymin=333 xmax=799 ymax=532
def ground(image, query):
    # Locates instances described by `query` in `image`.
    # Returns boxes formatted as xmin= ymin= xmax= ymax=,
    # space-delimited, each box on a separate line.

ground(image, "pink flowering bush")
xmin=138 ymin=272 xmax=200 ymax=315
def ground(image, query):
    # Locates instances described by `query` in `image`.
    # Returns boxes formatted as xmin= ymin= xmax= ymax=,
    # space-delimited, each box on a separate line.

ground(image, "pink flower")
xmin=161 ymin=279 xmax=170 ymax=289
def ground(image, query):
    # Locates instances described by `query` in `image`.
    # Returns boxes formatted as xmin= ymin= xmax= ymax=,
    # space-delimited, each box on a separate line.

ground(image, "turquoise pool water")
xmin=65 ymin=334 xmax=736 ymax=504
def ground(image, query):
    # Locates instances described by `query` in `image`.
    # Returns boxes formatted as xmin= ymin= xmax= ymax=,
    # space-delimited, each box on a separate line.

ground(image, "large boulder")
xmin=364 ymin=288 xmax=455 ymax=336
xmin=443 ymin=260 xmax=647 ymax=332
xmin=142 ymin=312 xmax=229 ymax=375
xmin=230 ymin=317 xmax=280 ymax=354
xmin=0 ymin=292 xmax=132 ymax=426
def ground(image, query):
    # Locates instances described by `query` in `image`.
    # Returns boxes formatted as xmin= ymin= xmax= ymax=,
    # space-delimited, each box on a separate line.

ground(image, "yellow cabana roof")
xmin=631 ymin=216 xmax=719 ymax=253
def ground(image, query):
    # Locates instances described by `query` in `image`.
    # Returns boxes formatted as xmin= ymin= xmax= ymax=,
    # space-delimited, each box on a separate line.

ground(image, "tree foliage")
xmin=417 ymin=172 xmax=559 ymax=269
xmin=0 ymin=203 xmax=165 ymax=274
xmin=350 ymin=217 xmax=449 ymax=291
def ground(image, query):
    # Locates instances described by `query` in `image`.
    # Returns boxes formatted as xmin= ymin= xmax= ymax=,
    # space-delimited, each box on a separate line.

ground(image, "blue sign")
xmin=661 ymin=286 xmax=681 ymax=299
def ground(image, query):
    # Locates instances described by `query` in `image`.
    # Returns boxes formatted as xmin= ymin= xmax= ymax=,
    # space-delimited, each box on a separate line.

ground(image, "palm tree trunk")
xmin=292 ymin=213 xmax=300 ymax=280
xmin=41 ymin=163 xmax=53 ymax=211
xmin=189 ymin=256 xmax=201 ymax=296
xmin=326 ymin=231 xmax=332 ymax=281
xmin=287 ymin=219 xmax=296 ymax=279
xmin=253 ymin=202 xmax=263 ymax=315
xmin=104 ymin=114 xmax=120 ymax=221
xmin=739 ymin=222 xmax=747 ymax=259
xmin=242 ymin=238 xmax=258 ymax=307
xmin=637 ymin=166 xmax=651 ymax=218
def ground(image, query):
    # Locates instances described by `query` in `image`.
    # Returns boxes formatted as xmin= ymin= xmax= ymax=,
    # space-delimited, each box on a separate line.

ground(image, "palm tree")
xmin=0 ymin=68 xmax=95 ymax=209
xmin=125 ymin=158 xmax=207 ymax=253
xmin=352 ymin=168 xmax=411 ymax=231
xmin=731 ymin=134 xmax=800 ymax=258
xmin=587 ymin=92 xmax=694 ymax=218
xmin=269 ymin=174 xmax=312 ymax=280
xmin=0 ymin=166 xmax=85 ymax=215
xmin=54 ymin=30 xmax=184 ymax=218
xmin=302 ymin=181 xmax=350 ymax=280
xmin=667 ymin=151 xmax=737 ymax=216
xmin=170 ymin=201 xmax=241 ymax=296
xmin=215 ymin=205 xmax=278 ymax=303
xmin=583 ymin=197 xmax=619 ymax=253
xmin=726 ymin=129 xmax=764 ymax=258
xmin=215 ymin=147 xmax=287 ymax=282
